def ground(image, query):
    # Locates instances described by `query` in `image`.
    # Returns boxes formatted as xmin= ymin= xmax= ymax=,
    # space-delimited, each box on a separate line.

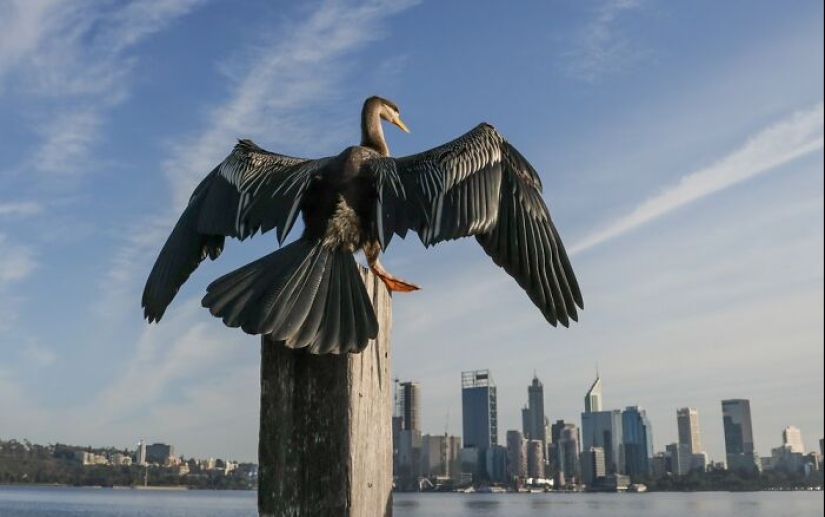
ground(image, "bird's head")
xmin=364 ymin=96 xmax=410 ymax=133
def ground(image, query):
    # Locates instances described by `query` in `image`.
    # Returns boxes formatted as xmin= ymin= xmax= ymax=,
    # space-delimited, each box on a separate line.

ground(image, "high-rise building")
xmin=722 ymin=399 xmax=759 ymax=471
xmin=461 ymin=370 xmax=498 ymax=449
xmin=622 ymin=406 xmax=653 ymax=479
xmin=666 ymin=443 xmax=692 ymax=476
xmin=420 ymin=434 xmax=461 ymax=479
xmin=584 ymin=375 xmax=603 ymax=413
xmin=526 ymin=440 xmax=545 ymax=479
xmin=783 ymin=426 xmax=805 ymax=454
xmin=522 ymin=374 xmax=547 ymax=448
xmin=557 ymin=423 xmax=581 ymax=484
xmin=506 ymin=430 xmax=527 ymax=479
xmin=677 ymin=407 xmax=703 ymax=455
xmin=135 ymin=439 xmax=147 ymax=466
xmin=581 ymin=447 xmax=606 ymax=485
xmin=397 ymin=381 xmax=421 ymax=432
xmin=581 ymin=409 xmax=623 ymax=475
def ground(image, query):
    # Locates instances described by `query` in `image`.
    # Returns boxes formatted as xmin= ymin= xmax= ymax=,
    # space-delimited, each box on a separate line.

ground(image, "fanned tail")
xmin=201 ymin=238 xmax=378 ymax=354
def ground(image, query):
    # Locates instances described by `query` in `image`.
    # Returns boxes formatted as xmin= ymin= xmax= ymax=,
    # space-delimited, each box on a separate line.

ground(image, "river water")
xmin=0 ymin=486 xmax=822 ymax=516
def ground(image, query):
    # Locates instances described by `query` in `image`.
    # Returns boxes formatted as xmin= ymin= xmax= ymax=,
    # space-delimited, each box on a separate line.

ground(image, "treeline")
xmin=0 ymin=439 xmax=253 ymax=490
xmin=642 ymin=468 xmax=824 ymax=492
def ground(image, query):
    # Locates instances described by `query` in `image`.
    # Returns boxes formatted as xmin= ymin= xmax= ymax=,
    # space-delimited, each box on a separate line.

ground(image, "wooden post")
xmin=258 ymin=268 xmax=393 ymax=517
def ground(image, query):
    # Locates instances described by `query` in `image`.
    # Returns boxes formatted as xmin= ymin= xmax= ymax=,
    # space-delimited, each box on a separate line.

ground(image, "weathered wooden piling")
xmin=258 ymin=268 xmax=393 ymax=517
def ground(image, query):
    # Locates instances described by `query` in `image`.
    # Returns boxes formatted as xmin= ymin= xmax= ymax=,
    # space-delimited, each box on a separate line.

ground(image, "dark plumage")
xmin=142 ymin=96 xmax=583 ymax=354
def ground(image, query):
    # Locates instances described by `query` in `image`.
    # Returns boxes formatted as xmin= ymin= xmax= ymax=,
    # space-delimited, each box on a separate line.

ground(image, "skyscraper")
xmin=461 ymin=370 xmax=498 ymax=449
xmin=581 ymin=447 xmax=606 ymax=485
xmin=622 ymin=406 xmax=653 ymax=479
xmin=581 ymin=409 xmax=624 ymax=475
xmin=677 ymin=407 xmax=702 ymax=455
xmin=722 ymin=399 xmax=758 ymax=471
xmin=506 ymin=430 xmax=527 ymax=479
xmin=397 ymin=381 xmax=421 ymax=432
xmin=521 ymin=374 xmax=548 ymax=457
xmin=782 ymin=426 xmax=805 ymax=454
xmin=556 ymin=423 xmax=581 ymax=484
xmin=584 ymin=375 xmax=602 ymax=413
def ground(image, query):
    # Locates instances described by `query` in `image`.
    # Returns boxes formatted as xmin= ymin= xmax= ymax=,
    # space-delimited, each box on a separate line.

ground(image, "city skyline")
xmin=0 ymin=0 xmax=821 ymax=463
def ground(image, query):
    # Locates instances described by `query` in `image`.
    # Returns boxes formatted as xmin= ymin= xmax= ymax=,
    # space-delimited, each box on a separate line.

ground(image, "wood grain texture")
xmin=258 ymin=268 xmax=392 ymax=517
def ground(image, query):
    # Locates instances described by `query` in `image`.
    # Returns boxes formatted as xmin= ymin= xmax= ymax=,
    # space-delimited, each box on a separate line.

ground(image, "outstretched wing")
xmin=369 ymin=123 xmax=583 ymax=326
xmin=142 ymin=139 xmax=329 ymax=322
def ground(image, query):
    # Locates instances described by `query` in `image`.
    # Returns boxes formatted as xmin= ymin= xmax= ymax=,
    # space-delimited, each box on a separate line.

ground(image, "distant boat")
xmin=627 ymin=484 xmax=648 ymax=493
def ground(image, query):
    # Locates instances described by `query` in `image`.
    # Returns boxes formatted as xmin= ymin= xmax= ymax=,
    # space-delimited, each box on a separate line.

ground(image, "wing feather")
xmin=369 ymin=123 xmax=582 ymax=326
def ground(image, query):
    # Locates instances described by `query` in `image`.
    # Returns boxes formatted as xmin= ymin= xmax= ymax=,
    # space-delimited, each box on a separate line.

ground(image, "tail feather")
xmin=202 ymin=238 xmax=378 ymax=354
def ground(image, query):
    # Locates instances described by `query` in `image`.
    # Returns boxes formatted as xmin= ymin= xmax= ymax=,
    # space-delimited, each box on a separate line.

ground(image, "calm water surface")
xmin=0 ymin=486 xmax=822 ymax=516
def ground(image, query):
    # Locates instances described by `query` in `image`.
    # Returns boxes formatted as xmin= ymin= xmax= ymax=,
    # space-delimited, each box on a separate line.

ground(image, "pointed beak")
xmin=392 ymin=116 xmax=411 ymax=133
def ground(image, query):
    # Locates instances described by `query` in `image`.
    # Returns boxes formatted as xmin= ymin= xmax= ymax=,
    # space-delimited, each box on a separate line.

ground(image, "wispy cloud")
xmin=1 ymin=0 xmax=206 ymax=177
xmin=164 ymin=0 xmax=420 ymax=208
xmin=0 ymin=201 xmax=42 ymax=217
xmin=562 ymin=0 xmax=650 ymax=82
xmin=0 ymin=234 xmax=36 ymax=284
xmin=571 ymin=103 xmax=825 ymax=254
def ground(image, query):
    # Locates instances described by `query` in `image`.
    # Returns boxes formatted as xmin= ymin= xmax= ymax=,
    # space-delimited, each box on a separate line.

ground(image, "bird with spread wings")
xmin=142 ymin=96 xmax=583 ymax=354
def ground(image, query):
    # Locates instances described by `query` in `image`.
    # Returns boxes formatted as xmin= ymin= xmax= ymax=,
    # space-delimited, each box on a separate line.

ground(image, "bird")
xmin=142 ymin=96 xmax=583 ymax=354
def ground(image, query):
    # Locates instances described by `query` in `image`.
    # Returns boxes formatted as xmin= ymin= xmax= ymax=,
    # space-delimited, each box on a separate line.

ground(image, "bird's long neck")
xmin=361 ymin=102 xmax=389 ymax=156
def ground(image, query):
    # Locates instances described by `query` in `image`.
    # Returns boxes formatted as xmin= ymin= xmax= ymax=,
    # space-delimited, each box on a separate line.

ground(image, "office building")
xmin=397 ymin=381 xmax=421 ymax=432
xmin=584 ymin=374 xmax=603 ymax=413
xmin=506 ymin=430 xmax=527 ymax=479
xmin=783 ymin=426 xmax=805 ymax=454
xmin=666 ymin=443 xmax=692 ymax=476
xmin=526 ymin=440 xmax=545 ymax=479
xmin=622 ymin=406 xmax=653 ymax=479
xmin=461 ymin=370 xmax=498 ymax=449
xmin=522 ymin=374 xmax=547 ymax=448
xmin=677 ymin=407 xmax=703 ymax=455
xmin=581 ymin=409 xmax=624 ymax=475
xmin=722 ymin=399 xmax=759 ymax=471
xmin=581 ymin=447 xmax=606 ymax=485
xmin=556 ymin=423 xmax=581 ymax=484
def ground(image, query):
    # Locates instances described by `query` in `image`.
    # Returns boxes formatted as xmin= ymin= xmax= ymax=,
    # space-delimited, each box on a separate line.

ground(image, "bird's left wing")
xmin=368 ymin=123 xmax=583 ymax=326
xmin=142 ymin=139 xmax=329 ymax=323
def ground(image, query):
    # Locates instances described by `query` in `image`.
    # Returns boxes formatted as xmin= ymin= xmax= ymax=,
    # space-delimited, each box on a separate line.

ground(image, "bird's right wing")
xmin=142 ymin=139 xmax=330 ymax=323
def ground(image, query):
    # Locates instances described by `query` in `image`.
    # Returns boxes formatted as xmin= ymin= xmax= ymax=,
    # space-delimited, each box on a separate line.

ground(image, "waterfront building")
xmin=526 ymin=439 xmax=545 ymax=479
xmin=486 ymin=445 xmax=508 ymax=483
xmin=557 ymin=423 xmax=581 ymax=484
xmin=622 ymin=406 xmax=653 ymax=479
xmin=521 ymin=374 xmax=548 ymax=448
xmin=397 ymin=429 xmax=422 ymax=479
xmin=581 ymin=447 xmax=606 ymax=486
xmin=666 ymin=443 xmax=692 ymax=476
xmin=136 ymin=439 xmax=147 ymax=466
xmin=722 ymin=399 xmax=759 ymax=471
xmin=677 ymin=407 xmax=703 ymax=455
xmin=584 ymin=374 xmax=603 ymax=413
xmin=461 ymin=370 xmax=498 ymax=449
xmin=420 ymin=433 xmax=461 ymax=479
xmin=145 ymin=443 xmax=175 ymax=464
xmin=506 ymin=430 xmax=527 ymax=479
xmin=397 ymin=381 xmax=421 ymax=432
xmin=782 ymin=426 xmax=805 ymax=453
xmin=581 ymin=409 xmax=624 ymax=475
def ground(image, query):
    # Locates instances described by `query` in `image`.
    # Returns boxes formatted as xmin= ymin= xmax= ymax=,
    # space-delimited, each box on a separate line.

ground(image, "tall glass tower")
xmin=622 ymin=406 xmax=654 ymax=479
xmin=461 ymin=370 xmax=498 ymax=449
xmin=522 ymin=374 xmax=547 ymax=445
xmin=722 ymin=399 xmax=758 ymax=471
xmin=677 ymin=407 xmax=702 ymax=455
xmin=584 ymin=375 xmax=602 ymax=413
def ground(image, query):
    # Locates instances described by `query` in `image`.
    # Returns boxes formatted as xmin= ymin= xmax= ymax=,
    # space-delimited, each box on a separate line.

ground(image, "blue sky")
xmin=0 ymin=0 xmax=822 ymax=464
